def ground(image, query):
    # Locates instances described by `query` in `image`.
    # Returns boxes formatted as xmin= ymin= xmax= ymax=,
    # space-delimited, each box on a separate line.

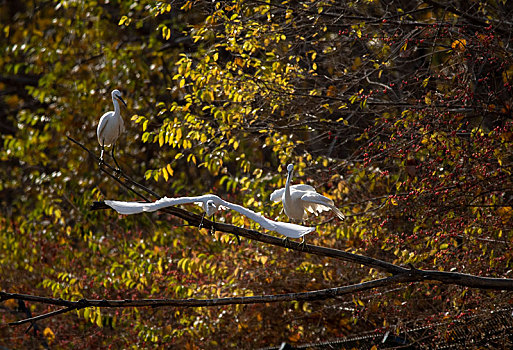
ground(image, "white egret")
xmin=104 ymin=194 xmax=315 ymax=239
xmin=97 ymin=89 xmax=127 ymax=169
xmin=270 ymin=164 xmax=345 ymax=222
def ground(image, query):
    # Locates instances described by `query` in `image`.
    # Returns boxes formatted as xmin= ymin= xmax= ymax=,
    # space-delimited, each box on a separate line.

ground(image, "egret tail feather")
xmin=332 ymin=206 xmax=345 ymax=220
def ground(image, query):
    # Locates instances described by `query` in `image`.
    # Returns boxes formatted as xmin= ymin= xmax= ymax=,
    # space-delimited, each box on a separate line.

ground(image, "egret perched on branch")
xmin=270 ymin=164 xmax=345 ymax=223
xmin=104 ymin=194 xmax=315 ymax=239
xmin=97 ymin=89 xmax=127 ymax=169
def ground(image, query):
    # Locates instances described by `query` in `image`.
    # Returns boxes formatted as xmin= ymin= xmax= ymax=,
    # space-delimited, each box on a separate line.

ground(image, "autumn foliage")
xmin=2 ymin=0 xmax=513 ymax=348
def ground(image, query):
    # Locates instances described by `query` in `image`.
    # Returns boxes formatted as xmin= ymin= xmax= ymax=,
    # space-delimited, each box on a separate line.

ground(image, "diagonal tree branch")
xmin=91 ymin=199 xmax=408 ymax=275
xmin=69 ymin=135 xmax=513 ymax=286
xmin=70 ymin=134 xmax=407 ymax=275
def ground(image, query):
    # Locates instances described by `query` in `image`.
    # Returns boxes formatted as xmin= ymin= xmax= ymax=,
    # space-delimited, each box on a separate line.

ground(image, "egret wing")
xmin=97 ymin=114 xmax=111 ymax=146
xmin=218 ymin=198 xmax=315 ymax=238
xmin=290 ymin=184 xmax=316 ymax=192
xmin=105 ymin=200 xmax=151 ymax=214
xmin=271 ymin=221 xmax=315 ymax=238
xmin=300 ymin=193 xmax=345 ymax=220
xmin=106 ymin=196 xmax=215 ymax=215
xmin=119 ymin=114 xmax=125 ymax=133
xmin=220 ymin=199 xmax=275 ymax=231
xmin=270 ymin=188 xmax=285 ymax=202
xmin=270 ymin=184 xmax=315 ymax=202
xmin=300 ymin=192 xmax=335 ymax=207
xmin=300 ymin=192 xmax=334 ymax=216
xmin=304 ymin=202 xmax=331 ymax=215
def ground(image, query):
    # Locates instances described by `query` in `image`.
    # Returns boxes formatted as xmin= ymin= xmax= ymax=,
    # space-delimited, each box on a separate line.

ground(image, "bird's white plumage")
xmin=105 ymin=194 xmax=315 ymax=238
xmin=270 ymin=184 xmax=316 ymax=202
xmin=97 ymin=89 xmax=126 ymax=147
xmin=271 ymin=164 xmax=345 ymax=221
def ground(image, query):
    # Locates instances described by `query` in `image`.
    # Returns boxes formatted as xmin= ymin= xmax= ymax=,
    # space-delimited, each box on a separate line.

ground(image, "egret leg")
xmin=298 ymin=236 xmax=307 ymax=251
xmin=198 ymin=213 xmax=206 ymax=230
xmin=232 ymin=233 xmax=241 ymax=245
xmin=99 ymin=145 xmax=105 ymax=166
xmin=111 ymin=144 xmax=122 ymax=173
xmin=209 ymin=216 xmax=216 ymax=236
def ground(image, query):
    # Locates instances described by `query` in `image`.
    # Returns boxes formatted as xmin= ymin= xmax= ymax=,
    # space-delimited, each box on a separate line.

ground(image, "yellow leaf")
xmin=96 ymin=309 xmax=103 ymax=327
xmin=158 ymin=132 xmax=164 ymax=147
xmin=451 ymin=39 xmax=467 ymax=52
xmin=162 ymin=167 xmax=169 ymax=182
xmin=4 ymin=298 xmax=17 ymax=309
xmin=44 ymin=327 xmax=55 ymax=344
xmin=118 ymin=16 xmax=127 ymax=26
xmin=288 ymin=333 xmax=300 ymax=342
xmin=176 ymin=128 xmax=182 ymax=141
xmin=167 ymin=164 xmax=174 ymax=176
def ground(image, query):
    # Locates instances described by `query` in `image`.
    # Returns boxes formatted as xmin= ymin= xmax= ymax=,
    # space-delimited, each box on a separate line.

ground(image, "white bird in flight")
xmin=97 ymin=89 xmax=127 ymax=169
xmin=104 ymin=194 xmax=315 ymax=239
xmin=270 ymin=164 xmax=345 ymax=222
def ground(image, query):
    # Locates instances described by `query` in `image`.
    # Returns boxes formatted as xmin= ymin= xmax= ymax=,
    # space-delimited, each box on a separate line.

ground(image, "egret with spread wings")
xmin=270 ymin=164 xmax=345 ymax=222
xmin=105 ymin=194 xmax=315 ymax=239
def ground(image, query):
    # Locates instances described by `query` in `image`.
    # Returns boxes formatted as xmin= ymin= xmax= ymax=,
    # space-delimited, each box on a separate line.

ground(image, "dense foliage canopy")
xmin=2 ymin=0 xmax=513 ymax=348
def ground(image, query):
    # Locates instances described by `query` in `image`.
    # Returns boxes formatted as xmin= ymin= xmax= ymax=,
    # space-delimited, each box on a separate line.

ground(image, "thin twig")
xmin=10 ymin=305 xmax=81 ymax=326
xmin=67 ymin=135 xmax=158 ymax=201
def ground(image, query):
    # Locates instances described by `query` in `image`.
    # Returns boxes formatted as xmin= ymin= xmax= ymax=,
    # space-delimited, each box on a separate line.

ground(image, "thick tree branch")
xmin=2 ymin=277 xmax=399 ymax=326
xmin=4 ymin=265 xmax=513 ymax=327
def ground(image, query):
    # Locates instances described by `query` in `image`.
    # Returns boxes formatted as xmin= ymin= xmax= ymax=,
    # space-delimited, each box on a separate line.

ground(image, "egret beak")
xmin=117 ymin=96 xmax=128 ymax=108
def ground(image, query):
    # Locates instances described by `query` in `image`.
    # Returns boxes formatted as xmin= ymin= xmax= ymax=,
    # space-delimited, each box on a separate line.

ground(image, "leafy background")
xmin=1 ymin=0 xmax=513 ymax=348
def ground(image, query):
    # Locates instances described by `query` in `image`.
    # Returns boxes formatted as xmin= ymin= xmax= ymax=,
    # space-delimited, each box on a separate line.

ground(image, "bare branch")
xmin=2 ymin=277 xmax=398 ymax=322
xmin=4 ymin=265 xmax=513 ymax=326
